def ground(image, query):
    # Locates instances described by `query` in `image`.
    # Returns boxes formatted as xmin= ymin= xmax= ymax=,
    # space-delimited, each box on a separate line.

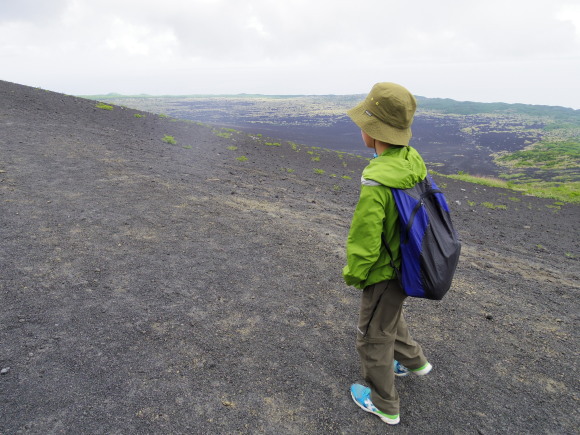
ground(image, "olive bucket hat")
xmin=347 ymin=82 xmax=417 ymax=146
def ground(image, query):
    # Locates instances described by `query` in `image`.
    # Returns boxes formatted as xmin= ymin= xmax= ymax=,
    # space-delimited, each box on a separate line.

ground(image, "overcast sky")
xmin=1 ymin=0 xmax=579 ymax=108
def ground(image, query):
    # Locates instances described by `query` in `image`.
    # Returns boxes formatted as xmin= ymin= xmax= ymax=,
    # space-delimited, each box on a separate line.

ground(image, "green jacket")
xmin=343 ymin=146 xmax=427 ymax=289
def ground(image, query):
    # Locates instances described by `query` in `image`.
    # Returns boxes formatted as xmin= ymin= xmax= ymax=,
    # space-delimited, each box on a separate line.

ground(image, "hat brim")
xmin=347 ymin=101 xmax=412 ymax=146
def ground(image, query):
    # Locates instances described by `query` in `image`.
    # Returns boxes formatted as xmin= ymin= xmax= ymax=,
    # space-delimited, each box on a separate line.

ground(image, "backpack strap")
xmin=381 ymin=233 xmax=401 ymax=283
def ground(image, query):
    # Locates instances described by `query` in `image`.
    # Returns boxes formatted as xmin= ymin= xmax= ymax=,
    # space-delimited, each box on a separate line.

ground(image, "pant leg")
xmin=355 ymin=279 xmax=426 ymax=415
xmin=394 ymin=314 xmax=428 ymax=370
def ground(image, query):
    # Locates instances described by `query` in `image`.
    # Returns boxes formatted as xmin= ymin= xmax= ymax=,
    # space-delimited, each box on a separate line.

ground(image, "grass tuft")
xmin=162 ymin=135 xmax=177 ymax=145
xmin=430 ymin=170 xmax=580 ymax=204
xmin=481 ymin=202 xmax=507 ymax=210
xmin=96 ymin=103 xmax=113 ymax=111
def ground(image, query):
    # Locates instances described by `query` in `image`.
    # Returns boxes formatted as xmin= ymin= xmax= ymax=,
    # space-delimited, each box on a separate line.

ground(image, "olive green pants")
xmin=356 ymin=279 xmax=428 ymax=415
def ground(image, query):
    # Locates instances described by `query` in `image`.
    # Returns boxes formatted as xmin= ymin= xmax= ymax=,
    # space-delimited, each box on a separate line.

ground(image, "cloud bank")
xmin=1 ymin=0 xmax=579 ymax=107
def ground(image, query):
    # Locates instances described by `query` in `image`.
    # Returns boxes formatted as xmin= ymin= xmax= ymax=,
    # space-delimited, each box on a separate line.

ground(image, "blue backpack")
xmin=382 ymin=174 xmax=461 ymax=300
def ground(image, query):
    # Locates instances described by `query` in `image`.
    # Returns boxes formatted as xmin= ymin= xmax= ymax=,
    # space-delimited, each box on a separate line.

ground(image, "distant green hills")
xmin=414 ymin=96 xmax=580 ymax=124
xmin=82 ymin=92 xmax=579 ymax=119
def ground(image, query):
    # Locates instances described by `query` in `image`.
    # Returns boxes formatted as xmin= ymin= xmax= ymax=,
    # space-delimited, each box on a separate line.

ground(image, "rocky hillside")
xmin=1 ymin=80 xmax=578 ymax=434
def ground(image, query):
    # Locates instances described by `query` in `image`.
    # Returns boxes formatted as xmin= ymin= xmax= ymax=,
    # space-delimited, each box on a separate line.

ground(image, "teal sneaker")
xmin=394 ymin=360 xmax=410 ymax=377
xmin=350 ymin=384 xmax=400 ymax=425
xmin=394 ymin=360 xmax=432 ymax=376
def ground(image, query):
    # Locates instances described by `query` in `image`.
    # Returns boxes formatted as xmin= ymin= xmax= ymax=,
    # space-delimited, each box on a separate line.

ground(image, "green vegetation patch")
xmin=96 ymin=103 xmax=113 ymax=111
xmin=213 ymin=130 xmax=232 ymax=139
xmin=519 ymin=181 xmax=580 ymax=203
xmin=481 ymin=202 xmax=507 ymax=210
xmin=162 ymin=135 xmax=177 ymax=144
xmin=499 ymin=172 xmax=526 ymax=180
xmin=134 ymin=113 xmax=145 ymax=118
xmin=440 ymin=171 xmax=509 ymax=189
xmin=496 ymin=140 xmax=580 ymax=170
xmin=431 ymin=170 xmax=580 ymax=203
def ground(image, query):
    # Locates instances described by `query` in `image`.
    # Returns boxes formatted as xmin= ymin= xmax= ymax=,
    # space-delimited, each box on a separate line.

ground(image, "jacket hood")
xmin=362 ymin=146 xmax=427 ymax=189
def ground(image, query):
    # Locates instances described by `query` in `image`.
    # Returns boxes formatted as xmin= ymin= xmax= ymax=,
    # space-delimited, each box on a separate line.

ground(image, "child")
xmin=343 ymin=82 xmax=433 ymax=426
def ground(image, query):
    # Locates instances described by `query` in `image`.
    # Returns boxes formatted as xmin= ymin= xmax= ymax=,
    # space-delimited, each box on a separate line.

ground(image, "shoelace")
xmin=394 ymin=361 xmax=408 ymax=373
xmin=364 ymin=397 xmax=377 ymax=412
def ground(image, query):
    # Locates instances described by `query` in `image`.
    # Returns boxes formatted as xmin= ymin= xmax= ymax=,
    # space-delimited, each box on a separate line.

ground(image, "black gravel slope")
xmin=1 ymin=80 xmax=578 ymax=434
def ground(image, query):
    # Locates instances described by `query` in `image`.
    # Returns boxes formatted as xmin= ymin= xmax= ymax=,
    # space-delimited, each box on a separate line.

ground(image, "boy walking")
xmin=343 ymin=82 xmax=432 ymax=425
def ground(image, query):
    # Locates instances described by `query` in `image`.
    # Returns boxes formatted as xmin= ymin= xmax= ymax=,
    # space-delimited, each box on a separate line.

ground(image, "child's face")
xmin=361 ymin=130 xmax=375 ymax=149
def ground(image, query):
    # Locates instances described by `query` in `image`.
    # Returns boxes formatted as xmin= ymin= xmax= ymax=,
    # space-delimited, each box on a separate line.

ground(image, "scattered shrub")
xmin=162 ymin=135 xmax=177 ymax=144
xmin=214 ymin=130 xmax=232 ymax=139
xmin=481 ymin=202 xmax=507 ymax=210
xmin=96 ymin=103 xmax=113 ymax=111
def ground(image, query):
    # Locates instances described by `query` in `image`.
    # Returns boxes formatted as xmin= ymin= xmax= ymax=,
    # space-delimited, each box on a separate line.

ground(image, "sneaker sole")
xmin=350 ymin=391 xmax=400 ymax=425
xmin=410 ymin=362 xmax=432 ymax=376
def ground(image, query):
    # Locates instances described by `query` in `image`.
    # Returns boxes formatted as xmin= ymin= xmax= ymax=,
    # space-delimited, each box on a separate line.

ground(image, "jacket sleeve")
xmin=342 ymin=184 xmax=390 ymax=289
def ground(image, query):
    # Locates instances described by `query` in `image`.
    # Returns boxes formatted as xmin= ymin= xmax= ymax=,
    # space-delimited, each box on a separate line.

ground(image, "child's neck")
xmin=374 ymin=140 xmax=391 ymax=156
